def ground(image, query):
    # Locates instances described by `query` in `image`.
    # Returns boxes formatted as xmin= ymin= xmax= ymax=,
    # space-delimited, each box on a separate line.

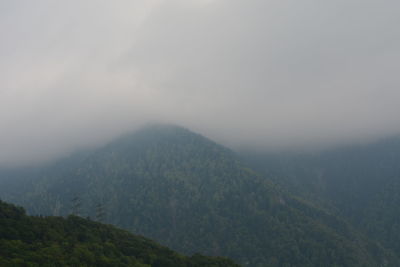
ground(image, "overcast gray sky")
xmin=1 ymin=0 xmax=400 ymax=165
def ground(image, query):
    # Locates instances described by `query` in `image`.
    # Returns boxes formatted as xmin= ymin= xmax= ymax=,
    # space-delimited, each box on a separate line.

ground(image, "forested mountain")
xmin=242 ymin=136 xmax=400 ymax=259
xmin=0 ymin=125 xmax=398 ymax=266
xmin=0 ymin=200 xmax=238 ymax=267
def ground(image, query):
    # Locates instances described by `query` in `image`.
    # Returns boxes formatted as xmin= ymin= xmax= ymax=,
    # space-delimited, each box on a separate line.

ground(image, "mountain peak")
xmin=1 ymin=125 xmax=398 ymax=266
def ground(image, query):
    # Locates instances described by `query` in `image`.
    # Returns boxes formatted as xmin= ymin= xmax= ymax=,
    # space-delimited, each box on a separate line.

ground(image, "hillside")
xmin=0 ymin=200 xmax=238 ymax=267
xmin=0 ymin=125 xmax=397 ymax=266
xmin=242 ymin=136 xmax=400 ymax=258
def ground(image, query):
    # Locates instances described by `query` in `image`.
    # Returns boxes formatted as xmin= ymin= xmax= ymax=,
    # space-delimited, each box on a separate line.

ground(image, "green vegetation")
xmin=0 ymin=125 xmax=398 ymax=266
xmin=0 ymin=200 xmax=238 ymax=267
xmin=243 ymin=136 xmax=400 ymax=262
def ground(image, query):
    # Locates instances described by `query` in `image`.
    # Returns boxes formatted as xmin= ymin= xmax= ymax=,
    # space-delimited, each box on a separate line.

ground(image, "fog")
xmin=1 ymin=0 xmax=400 ymax=165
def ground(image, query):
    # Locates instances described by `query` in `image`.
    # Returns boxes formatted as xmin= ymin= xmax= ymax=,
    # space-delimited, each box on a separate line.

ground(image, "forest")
xmin=1 ymin=125 xmax=399 ymax=266
xmin=0 ymin=199 xmax=238 ymax=267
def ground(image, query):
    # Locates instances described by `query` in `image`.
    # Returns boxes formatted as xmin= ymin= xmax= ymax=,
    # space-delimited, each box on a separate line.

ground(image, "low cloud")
xmin=1 ymin=0 xmax=400 ymax=165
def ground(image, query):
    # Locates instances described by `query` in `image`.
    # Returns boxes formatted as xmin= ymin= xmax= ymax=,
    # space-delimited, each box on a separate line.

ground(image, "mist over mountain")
xmin=2 ymin=1 xmax=400 ymax=266
xmin=1 ymin=0 xmax=400 ymax=166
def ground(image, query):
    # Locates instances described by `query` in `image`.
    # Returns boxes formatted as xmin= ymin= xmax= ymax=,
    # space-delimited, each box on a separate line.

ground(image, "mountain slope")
xmin=0 ymin=200 xmax=238 ymax=267
xmin=0 ymin=125 xmax=397 ymax=266
xmin=242 ymin=136 xmax=400 ymax=259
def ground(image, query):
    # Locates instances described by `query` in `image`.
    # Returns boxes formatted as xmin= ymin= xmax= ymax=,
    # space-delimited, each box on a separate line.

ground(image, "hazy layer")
xmin=1 ymin=0 xmax=400 ymax=165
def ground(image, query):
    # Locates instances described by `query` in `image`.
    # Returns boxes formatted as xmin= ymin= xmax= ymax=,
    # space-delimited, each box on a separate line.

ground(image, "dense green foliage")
xmin=0 ymin=200 xmax=238 ymax=267
xmin=242 ymin=136 xmax=400 ymax=261
xmin=0 ymin=125 xmax=398 ymax=266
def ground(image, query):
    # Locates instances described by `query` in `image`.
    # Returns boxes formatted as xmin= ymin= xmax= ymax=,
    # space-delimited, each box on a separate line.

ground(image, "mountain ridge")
xmin=0 ymin=124 xmax=398 ymax=266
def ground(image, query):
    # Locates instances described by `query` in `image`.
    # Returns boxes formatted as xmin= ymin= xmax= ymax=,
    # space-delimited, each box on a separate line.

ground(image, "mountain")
xmin=242 ymin=136 xmax=400 ymax=259
xmin=0 ymin=125 xmax=397 ymax=266
xmin=0 ymin=200 xmax=238 ymax=267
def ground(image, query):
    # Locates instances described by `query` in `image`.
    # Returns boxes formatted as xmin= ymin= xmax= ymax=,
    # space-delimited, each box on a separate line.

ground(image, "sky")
xmin=1 ymin=0 xmax=400 ymax=165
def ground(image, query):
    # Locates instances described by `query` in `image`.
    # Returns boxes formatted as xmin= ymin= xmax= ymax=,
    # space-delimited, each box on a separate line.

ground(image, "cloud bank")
xmin=1 ymin=0 xmax=400 ymax=165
